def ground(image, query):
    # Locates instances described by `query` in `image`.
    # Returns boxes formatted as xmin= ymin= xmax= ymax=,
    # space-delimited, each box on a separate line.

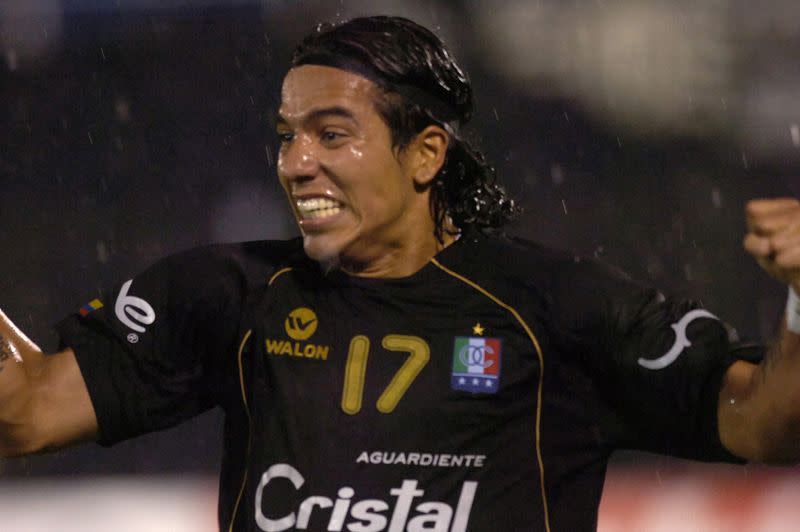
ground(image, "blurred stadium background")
xmin=1 ymin=0 xmax=799 ymax=529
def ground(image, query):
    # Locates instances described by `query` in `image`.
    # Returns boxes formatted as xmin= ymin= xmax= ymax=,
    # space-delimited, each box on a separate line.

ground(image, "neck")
xmin=338 ymin=229 xmax=458 ymax=279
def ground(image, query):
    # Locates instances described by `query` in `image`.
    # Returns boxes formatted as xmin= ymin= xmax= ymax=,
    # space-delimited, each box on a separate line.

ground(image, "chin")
xmin=302 ymin=233 xmax=344 ymax=270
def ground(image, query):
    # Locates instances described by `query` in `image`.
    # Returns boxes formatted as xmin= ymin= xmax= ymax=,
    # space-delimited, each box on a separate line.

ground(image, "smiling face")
xmin=276 ymin=64 xmax=446 ymax=277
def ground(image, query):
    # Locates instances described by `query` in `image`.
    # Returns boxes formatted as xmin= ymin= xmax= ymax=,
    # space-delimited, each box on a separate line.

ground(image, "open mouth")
xmin=295 ymin=197 xmax=344 ymax=220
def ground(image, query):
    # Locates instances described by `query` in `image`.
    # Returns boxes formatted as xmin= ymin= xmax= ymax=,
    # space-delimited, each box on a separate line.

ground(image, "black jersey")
xmin=57 ymin=232 xmax=762 ymax=531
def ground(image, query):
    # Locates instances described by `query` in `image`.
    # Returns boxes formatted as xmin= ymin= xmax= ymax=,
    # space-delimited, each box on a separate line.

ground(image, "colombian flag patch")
xmin=79 ymin=299 xmax=104 ymax=316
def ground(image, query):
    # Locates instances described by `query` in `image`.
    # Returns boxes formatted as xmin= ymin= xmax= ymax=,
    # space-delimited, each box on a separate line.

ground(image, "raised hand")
xmin=743 ymin=198 xmax=800 ymax=293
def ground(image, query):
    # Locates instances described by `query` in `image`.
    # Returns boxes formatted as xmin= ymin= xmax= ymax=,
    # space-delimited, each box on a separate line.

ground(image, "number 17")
xmin=341 ymin=334 xmax=430 ymax=415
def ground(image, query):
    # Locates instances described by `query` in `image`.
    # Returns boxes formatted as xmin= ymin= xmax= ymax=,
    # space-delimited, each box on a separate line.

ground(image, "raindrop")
xmin=711 ymin=187 xmax=722 ymax=208
xmin=265 ymin=145 xmax=273 ymax=166
xmin=96 ymin=241 xmax=109 ymax=264
xmin=791 ymin=124 xmax=800 ymax=148
xmin=561 ymin=199 xmax=568 ymax=214
xmin=6 ymin=49 xmax=18 ymax=71
xmin=684 ymin=263 xmax=694 ymax=281
xmin=115 ymin=98 xmax=131 ymax=123
xmin=551 ymin=164 xmax=564 ymax=185
xmin=741 ymin=151 xmax=749 ymax=170
xmin=87 ymin=132 xmax=94 ymax=144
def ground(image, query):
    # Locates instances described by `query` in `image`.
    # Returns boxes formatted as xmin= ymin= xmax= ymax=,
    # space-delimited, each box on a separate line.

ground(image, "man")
xmin=2 ymin=15 xmax=800 ymax=532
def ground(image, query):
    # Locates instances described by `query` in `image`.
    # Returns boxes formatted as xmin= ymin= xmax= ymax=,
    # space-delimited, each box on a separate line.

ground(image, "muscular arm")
xmin=718 ymin=198 xmax=800 ymax=463
xmin=0 ymin=309 xmax=97 ymax=457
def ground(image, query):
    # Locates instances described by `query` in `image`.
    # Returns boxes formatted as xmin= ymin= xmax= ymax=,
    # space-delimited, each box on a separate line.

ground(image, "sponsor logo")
xmin=254 ymin=463 xmax=477 ymax=532
xmin=451 ymin=336 xmax=502 ymax=393
xmin=265 ymin=307 xmax=330 ymax=361
xmin=114 ymin=279 xmax=155 ymax=334
xmin=285 ymin=307 xmax=318 ymax=341
xmin=78 ymin=298 xmax=104 ymax=317
xmin=637 ymin=309 xmax=719 ymax=370
xmin=356 ymin=451 xmax=485 ymax=468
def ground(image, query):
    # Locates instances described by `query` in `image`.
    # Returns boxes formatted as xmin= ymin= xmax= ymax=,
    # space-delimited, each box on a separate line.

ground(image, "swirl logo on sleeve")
xmin=114 ymin=279 xmax=156 ymax=335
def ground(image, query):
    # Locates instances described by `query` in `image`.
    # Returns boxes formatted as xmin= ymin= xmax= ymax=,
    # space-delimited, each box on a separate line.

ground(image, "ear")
xmin=408 ymin=125 xmax=449 ymax=187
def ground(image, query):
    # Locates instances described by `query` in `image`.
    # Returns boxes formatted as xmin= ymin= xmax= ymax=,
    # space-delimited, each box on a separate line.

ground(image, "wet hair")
xmin=291 ymin=16 xmax=519 ymax=241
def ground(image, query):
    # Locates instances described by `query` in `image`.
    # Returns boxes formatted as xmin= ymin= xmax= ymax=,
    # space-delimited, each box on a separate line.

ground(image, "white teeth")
xmin=295 ymin=198 xmax=343 ymax=219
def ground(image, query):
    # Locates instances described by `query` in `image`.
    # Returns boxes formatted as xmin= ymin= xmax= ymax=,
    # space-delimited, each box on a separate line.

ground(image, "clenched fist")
xmin=743 ymin=198 xmax=800 ymax=293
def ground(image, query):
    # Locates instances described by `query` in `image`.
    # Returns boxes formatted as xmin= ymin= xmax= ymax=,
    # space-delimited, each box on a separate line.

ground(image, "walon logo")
xmin=266 ymin=307 xmax=328 ymax=360
xmin=284 ymin=307 xmax=318 ymax=341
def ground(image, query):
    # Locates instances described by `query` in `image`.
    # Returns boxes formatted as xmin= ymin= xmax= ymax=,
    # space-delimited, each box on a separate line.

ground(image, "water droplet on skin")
xmin=348 ymin=146 xmax=363 ymax=159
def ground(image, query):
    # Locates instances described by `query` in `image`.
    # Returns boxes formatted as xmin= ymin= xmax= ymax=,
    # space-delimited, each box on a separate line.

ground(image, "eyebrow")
xmin=276 ymin=106 xmax=359 ymax=128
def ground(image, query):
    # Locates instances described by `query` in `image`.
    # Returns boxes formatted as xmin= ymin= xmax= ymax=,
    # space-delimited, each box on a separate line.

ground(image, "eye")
xmin=320 ymin=129 xmax=347 ymax=145
xmin=277 ymin=132 xmax=294 ymax=144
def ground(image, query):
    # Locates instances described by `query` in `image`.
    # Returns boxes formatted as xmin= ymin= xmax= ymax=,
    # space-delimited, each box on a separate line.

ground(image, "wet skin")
xmin=276 ymin=65 xmax=452 ymax=278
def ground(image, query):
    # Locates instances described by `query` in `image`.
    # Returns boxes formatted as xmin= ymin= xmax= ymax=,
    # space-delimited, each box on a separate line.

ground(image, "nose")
xmin=277 ymin=134 xmax=320 ymax=184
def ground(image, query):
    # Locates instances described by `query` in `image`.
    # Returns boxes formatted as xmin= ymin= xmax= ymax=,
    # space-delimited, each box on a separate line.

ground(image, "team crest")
xmin=451 ymin=336 xmax=502 ymax=393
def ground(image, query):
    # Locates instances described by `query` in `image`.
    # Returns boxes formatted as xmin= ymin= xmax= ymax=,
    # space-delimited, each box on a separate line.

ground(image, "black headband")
xmin=295 ymin=52 xmax=461 ymax=125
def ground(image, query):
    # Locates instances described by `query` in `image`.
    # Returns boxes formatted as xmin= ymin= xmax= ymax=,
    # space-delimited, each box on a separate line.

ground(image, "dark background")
xmin=1 ymin=0 xmax=798 ymax=478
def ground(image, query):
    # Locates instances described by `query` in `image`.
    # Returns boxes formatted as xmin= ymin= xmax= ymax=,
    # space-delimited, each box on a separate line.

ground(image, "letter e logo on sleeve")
xmin=637 ymin=309 xmax=718 ymax=370
xmin=114 ymin=279 xmax=156 ymax=334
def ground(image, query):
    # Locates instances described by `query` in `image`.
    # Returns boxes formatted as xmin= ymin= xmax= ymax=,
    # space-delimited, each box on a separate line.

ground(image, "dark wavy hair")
xmin=291 ymin=16 xmax=519 ymax=241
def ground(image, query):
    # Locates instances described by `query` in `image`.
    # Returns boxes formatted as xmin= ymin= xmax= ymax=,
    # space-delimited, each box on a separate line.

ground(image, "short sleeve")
xmin=558 ymin=259 xmax=764 ymax=462
xmin=56 ymin=245 xmax=247 ymax=446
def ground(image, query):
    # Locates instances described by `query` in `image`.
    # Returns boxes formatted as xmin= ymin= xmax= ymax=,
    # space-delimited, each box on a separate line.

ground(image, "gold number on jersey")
xmin=341 ymin=335 xmax=370 ymax=415
xmin=376 ymin=335 xmax=430 ymax=413
xmin=341 ymin=334 xmax=430 ymax=415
